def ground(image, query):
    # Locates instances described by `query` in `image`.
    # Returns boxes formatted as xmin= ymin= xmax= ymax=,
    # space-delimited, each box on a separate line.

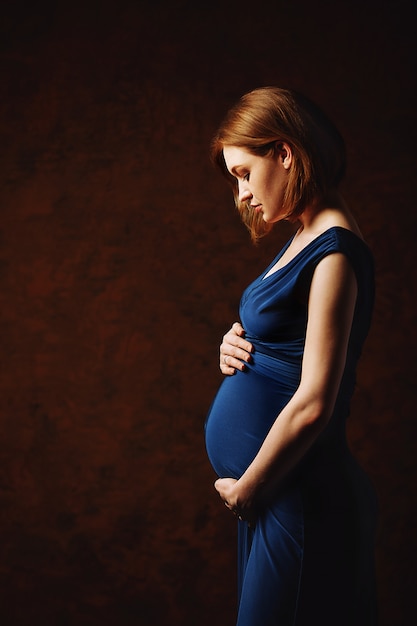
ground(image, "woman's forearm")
xmin=237 ymin=391 xmax=330 ymax=505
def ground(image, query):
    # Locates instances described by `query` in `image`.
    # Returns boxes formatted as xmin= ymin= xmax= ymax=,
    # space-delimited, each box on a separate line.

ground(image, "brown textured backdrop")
xmin=0 ymin=1 xmax=415 ymax=625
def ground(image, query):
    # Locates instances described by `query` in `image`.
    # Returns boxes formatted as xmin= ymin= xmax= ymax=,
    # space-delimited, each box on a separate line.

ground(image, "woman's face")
xmin=223 ymin=144 xmax=291 ymax=224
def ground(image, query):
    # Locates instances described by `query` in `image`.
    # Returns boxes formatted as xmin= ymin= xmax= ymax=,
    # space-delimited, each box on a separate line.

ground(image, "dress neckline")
xmin=261 ymin=226 xmax=367 ymax=281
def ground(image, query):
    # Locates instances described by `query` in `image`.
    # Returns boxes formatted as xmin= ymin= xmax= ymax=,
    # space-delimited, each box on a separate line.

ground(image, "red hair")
xmin=211 ymin=87 xmax=346 ymax=242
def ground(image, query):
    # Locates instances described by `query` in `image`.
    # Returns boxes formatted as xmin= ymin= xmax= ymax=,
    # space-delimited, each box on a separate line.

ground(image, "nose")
xmin=238 ymin=180 xmax=252 ymax=202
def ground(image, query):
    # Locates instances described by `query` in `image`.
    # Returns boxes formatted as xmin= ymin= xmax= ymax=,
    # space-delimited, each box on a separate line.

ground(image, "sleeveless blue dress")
xmin=205 ymin=227 xmax=378 ymax=626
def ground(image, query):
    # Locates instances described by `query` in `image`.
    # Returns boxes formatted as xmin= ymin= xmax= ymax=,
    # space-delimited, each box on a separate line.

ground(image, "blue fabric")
xmin=205 ymin=227 xmax=378 ymax=625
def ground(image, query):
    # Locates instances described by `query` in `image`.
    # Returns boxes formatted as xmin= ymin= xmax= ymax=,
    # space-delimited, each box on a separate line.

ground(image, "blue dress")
xmin=205 ymin=227 xmax=378 ymax=626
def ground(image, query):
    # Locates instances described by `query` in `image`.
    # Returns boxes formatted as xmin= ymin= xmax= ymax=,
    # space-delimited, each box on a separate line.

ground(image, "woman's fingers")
xmin=219 ymin=353 xmax=240 ymax=375
xmin=214 ymin=477 xmax=257 ymax=527
xmin=219 ymin=323 xmax=254 ymax=374
xmin=231 ymin=321 xmax=246 ymax=336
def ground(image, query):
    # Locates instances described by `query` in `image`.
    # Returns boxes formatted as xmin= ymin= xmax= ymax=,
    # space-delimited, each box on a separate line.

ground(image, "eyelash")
xmin=243 ymin=173 xmax=250 ymax=182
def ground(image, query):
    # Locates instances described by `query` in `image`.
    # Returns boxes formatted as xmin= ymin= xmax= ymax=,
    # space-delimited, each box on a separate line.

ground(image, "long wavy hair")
xmin=211 ymin=87 xmax=346 ymax=242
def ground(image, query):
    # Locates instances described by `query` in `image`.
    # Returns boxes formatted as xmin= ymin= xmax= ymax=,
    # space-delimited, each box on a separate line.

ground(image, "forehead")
xmin=223 ymin=146 xmax=252 ymax=173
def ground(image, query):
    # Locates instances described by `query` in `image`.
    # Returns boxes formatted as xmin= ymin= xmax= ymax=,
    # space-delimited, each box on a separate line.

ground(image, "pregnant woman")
xmin=205 ymin=87 xmax=378 ymax=625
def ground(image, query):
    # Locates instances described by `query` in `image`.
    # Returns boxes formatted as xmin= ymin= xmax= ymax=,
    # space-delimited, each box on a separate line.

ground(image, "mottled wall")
xmin=0 ymin=1 xmax=415 ymax=625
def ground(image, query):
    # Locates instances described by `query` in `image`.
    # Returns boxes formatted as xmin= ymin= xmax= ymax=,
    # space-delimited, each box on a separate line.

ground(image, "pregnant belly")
xmin=205 ymin=364 xmax=295 ymax=478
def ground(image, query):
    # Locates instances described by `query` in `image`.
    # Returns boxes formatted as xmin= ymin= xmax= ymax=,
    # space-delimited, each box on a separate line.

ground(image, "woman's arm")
xmin=215 ymin=252 xmax=358 ymax=519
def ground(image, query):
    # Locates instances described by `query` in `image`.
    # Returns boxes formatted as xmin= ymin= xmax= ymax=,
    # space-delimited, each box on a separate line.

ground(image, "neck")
xmin=294 ymin=191 xmax=363 ymax=240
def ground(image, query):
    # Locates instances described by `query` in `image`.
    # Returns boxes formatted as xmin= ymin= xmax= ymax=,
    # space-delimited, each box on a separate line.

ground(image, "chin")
xmin=262 ymin=215 xmax=277 ymax=224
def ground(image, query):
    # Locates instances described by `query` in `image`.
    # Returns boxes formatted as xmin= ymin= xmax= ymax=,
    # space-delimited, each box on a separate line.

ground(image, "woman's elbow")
xmin=299 ymin=396 xmax=334 ymax=431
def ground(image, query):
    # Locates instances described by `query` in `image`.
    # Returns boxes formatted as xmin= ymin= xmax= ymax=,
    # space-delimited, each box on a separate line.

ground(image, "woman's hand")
xmin=220 ymin=322 xmax=254 ymax=375
xmin=214 ymin=477 xmax=257 ymax=527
